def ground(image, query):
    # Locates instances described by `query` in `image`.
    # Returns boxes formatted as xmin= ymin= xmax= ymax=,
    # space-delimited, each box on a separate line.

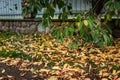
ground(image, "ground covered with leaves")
xmin=0 ymin=32 xmax=120 ymax=80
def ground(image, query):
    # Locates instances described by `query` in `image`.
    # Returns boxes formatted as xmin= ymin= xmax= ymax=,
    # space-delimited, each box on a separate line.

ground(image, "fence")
xmin=0 ymin=0 xmax=22 ymax=19
xmin=0 ymin=0 xmax=92 ymax=19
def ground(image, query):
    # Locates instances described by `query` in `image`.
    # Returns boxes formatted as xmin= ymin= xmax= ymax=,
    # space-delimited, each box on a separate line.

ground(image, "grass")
xmin=0 ymin=50 xmax=32 ymax=60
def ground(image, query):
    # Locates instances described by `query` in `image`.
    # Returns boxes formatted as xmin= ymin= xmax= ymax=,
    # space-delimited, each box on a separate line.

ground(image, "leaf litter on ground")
xmin=0 ymin=32 xmax=120 ymax=80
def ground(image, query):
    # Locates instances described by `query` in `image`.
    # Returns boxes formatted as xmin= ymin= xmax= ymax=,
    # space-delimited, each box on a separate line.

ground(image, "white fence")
xmin=0 ymin=0 xmax=92 ymax=19
xmin=0 ymin=0 xmax=22 ymax=19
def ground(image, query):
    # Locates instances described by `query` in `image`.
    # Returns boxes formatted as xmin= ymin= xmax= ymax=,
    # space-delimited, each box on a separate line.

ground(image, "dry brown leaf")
xmin=33 ymin=62 xmax=42 ymax=66
xmin=69 ymin=78 xmax=77 ymax=80
xmin=117 ymin=78 xmax=120 ymax=80
xmin=7 ymin=75 xmax=14 ymax=79
xmin=67 ymin=68 xmax=80 ymax=72
xmin=20 ymin=72 xmax=26 ymax=77
xmin=2 ymin=58 xmax=11 ymax=63
xmin=52 ymin=66 xmax=61 ymax=70
xmin=101 ymin=78 xmax=109 ymax=80
xmin=84 ymin=78 xmax=91 ymax=80
xmin=40 ymin=69 xmax=50 ymax=73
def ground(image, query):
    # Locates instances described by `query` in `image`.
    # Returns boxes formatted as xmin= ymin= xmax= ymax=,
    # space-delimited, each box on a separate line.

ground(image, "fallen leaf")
xmin=48 ymin=76 xmax=58 ymax=80
xmin=112 ymin=70 xmax=117 ymax=75
xmin=2 ymin=69 xmax=5 ymax=73
xmin=84 ymin=78 xmax=91 ymax=80
xmin=101 ymin=78 xmax=108 ymax=80
xmin=52 ymin=66 xmax=61 ymax=70
xmin=0 ymin=47 xmax=2 ymax=51
xmin=117 ymin=78 xmax=120 ymax=80
xmin=63 ymin=63 xmax=69 ymax=69
xmin=0 ymin=77 xmax=3 ymax=80
xmin=69 ymin=78 xmax=77 ymax=80
xmin=40 ymin=69 xmax=50 ymax=73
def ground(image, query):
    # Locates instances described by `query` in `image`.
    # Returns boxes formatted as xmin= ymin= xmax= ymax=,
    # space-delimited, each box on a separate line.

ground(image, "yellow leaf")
xmin=48 ymin=76 xmax=58 ymax=80
xmin=106 ymin=14 xmax=111 ymax=21
xmin=52 ymin=66 xmax=61 ymax=70
xmin=50 ymin=3 xmax=54 ymax=9
xmin=112 ymin=70 xmax=117 ymax=75
xmin=101 ymin=78 xmax=108 ymax=80
xmin=63 ymin=63 xmax=69 ymax=69
xmin=75 ymin=22 xmax=80 ymax=27
xmin=84 ymin=78 xmax=91 ymax=80
xmin=0 ymin=47 xmax=2 ymax=51
xmin=115 ymin=9 xmax=118 ymax=15
xmin=99 ymin=70 xmax=103 ymax=76
xmin=81 ymin=56 xmax=88 ymax=61
xmin=84 ymin=20 xmax=88 ymax=26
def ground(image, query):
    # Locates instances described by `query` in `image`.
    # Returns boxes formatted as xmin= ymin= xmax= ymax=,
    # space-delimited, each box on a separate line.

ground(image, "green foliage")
xmin=105 ymin=0 xmax=120 ymax=13
xmin=22 ymin=0 xmax=43 ymax=18
xmin=104 ymin=0 xmax=120 ymax=26
xmin=51 ymin=12 xmax=113 ymax=47
xmin=75 ymin=13 xmax=113 ymax=47
xmin=22 ymin=0 xmax=118 ymax=48
xmin=22 ymin=0 xmax=72 ymax=27
xmin=51 ymin=23 xmax=75 ymax=43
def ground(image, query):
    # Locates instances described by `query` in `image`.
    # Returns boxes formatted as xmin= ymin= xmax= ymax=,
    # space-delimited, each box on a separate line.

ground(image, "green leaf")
xmin=34 ymin=17 xmax=42 ymax=21
xmin=37 ymin=3 xmax=42 ymax=11
xmin=22 ymin=8 xmax=27 ymax=16
xmin=72 ymin=43 xmax=78 ymax=49
xmin=87 ymin=17 xmax=94 ymax=30
xmin=47 ymin=61 xmax=55 ymax=67
xmin=64 ymin=28 xmax=69 ymax=37
xmin=112 ymin=65 xmax=119 ymax=71
xmin=50 ymin=8 xmax=55 ymax=17
xmin=67 ymin=61 xmax=74 ymax=66
xmin=78 ymin=21 xmax=83 ymax=31
xmin=56 ymin=32 xmax=60 ymax=42
xmin=103 ymin=34 xmax=108 ymax=45
xmin=60 ymin=35 xmax=64 ymax=43
xmin=69 ymin=24 xmax=74 ymax=32
xmin=58 ymin=13 xmax=62 ymax=19
xmin=58 ymin=0 xmax=65 ymax=9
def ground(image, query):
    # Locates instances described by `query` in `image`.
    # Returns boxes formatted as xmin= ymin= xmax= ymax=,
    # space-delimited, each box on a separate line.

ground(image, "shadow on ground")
xmin=0 ymin=62 xmax=43 ymax=80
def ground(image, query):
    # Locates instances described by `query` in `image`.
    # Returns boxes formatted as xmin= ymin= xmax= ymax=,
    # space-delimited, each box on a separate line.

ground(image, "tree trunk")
xmin=92 ymin=0 xmax=107 ymax=15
